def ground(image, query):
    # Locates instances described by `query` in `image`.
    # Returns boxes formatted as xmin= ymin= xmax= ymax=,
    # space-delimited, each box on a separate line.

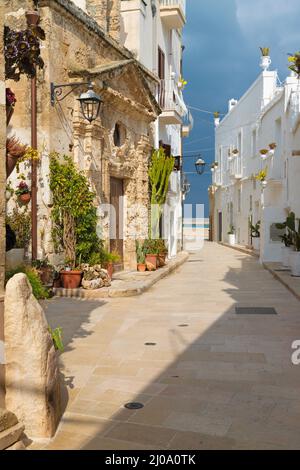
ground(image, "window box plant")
xmin=15 ymin=180 xmax=31 ymax=204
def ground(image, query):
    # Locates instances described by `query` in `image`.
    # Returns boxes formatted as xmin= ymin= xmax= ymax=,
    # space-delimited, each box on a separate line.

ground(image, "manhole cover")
xmin=235 ymin=307 xmax=277 ymax=315
xmin=124 ymin=402 xmax=144 ymax=410
xmin=178 ymin=324 xmax=189 ymax=327
xmin=144 ymin=342 xmax=156 ymax=346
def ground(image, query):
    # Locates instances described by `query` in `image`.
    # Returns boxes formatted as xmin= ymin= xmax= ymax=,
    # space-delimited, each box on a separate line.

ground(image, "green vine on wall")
xmin=49 ymin=153 xmax=102 ymax=267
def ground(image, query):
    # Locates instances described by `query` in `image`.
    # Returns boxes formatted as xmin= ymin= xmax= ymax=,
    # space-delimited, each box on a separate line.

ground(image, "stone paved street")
xmin=32 ymin=242 xmax=300 ymax=450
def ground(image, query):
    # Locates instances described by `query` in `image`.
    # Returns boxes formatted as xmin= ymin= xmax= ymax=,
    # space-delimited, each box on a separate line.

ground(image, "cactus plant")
xmin=148 ymin=148 xmax=174 ymax=238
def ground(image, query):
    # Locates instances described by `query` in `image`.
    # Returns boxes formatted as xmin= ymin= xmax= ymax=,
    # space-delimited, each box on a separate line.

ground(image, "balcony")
xmin=159 ymin=0 xmax=186 ymax=29
xmin=182 ymin=110 xmax=194 ymax=137
xmin=229 ymin=156 xmax=242 ymax=180
xmin=159 ymin=79 xmax=187 ymax=125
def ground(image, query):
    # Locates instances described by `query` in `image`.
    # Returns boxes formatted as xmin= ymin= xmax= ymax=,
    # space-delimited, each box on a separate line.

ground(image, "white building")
xmin=211 ymin=54 xmax=300 ymax=263
xmin=120 ymin=0 xmax=193 ymax=257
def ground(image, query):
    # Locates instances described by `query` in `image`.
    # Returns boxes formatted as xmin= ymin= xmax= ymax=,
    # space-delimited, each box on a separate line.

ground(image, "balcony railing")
xmin=159 ymin=79 xmax=187 ymax=120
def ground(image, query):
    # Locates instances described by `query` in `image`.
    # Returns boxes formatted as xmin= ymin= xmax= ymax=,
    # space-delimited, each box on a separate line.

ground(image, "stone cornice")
xmin=39 ymin=0 xmax=160 ymax=85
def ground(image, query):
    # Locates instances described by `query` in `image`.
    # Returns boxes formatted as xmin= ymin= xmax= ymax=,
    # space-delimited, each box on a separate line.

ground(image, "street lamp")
xmin=50 ymin=81 xmax=102 ymax=123
xmin=195 ymin=157 xmax=206 ymax=175
xmin=182 ymin=174 xmax=191 ymax=195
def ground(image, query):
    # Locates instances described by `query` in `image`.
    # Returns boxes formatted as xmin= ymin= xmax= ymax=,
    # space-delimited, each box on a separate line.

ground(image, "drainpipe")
xmin=26 ymin=10 xmax=40 ymax=261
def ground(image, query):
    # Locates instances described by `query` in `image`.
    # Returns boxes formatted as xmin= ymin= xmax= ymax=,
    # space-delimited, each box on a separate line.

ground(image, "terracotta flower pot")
xmin=38 ymin=267 xmax=54 ymax=285
xmin=157 ymin=253 xmax=166 ymax=267
xmin=105 ymin=262 xmax=114 ymax=279
xmin=60 ymin=270 xmax=83 ymax=289
xmin=137 ymin=263 xmax=146 ymax=272
xmin=18 ymin=193 xmax=31 ymax=204
xmin=145 ymin=254 xmax=157 ymax=271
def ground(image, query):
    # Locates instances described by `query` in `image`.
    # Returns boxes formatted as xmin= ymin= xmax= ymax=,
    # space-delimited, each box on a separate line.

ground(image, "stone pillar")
xmin=0 ymin=0 xmax=7 ymax=409
xmin=86 ymin=0 xmax=108 ymax=32
xmin=4 ymin=274 xmax=61 ymax=438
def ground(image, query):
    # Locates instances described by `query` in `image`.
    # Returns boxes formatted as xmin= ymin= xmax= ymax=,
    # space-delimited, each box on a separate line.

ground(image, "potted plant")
xmin=288 ymin=52 xmax=300 ymax=78
xmin=143 ymin=239 xmax=158 ymax=270
xmin=156 ymin=239 xmax=168 ymax=267
xmin=32 ymin=258 xmax=54 ymax=286
xmin=5 ymin=208 xmax=31 ymax=269
xmin=60 ymin=262 xmax=83 ymax=288
xmin=228 ymin=225 xmax=235 ymax=245
xmin=276 ymin=216 xmax=294 ymax=268
xmin=136 ymin=241 xmax=146 ymax=272
xmin=256 ymin=167 xmax=268 ymax=187
xmin=250 ymin=220 xmax=261 ymax=251
xmin=232 ymin=149 xmax=239 ymax=155
xmin=277 ymin=212 xmax=300 ymax=274
xmin=15 ymin=180 xmax=31 ymax=204
xmin=259 ymin=148 xmax=269 ymax=158
xmin=103 ymin=251 xmax=121 ymax=279
xmin=260 ymin=47 xmax=271 ymax=70
xmin=268 ymin=143 xmax=277 ymax=156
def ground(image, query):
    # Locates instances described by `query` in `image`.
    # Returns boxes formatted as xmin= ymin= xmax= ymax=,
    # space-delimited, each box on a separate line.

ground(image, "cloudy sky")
xmin=183 ymin=0 xmax=300 ymax=216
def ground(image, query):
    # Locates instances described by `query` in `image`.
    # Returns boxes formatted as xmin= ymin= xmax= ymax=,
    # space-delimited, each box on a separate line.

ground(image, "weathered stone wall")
xmin=6 ymin=0 xmax=158 ymax=270
xmin=0 ymin=0 xmax=7 ymax=409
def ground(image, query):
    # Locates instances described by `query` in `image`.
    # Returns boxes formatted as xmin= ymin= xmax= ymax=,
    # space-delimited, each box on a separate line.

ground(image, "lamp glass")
xmin=78 ymin=85 xmax=102 ymax=123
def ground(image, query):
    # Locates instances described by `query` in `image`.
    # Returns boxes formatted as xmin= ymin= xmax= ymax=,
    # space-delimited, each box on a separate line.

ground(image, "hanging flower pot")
xmin=15 ymin=180 xmax=31 ymax=204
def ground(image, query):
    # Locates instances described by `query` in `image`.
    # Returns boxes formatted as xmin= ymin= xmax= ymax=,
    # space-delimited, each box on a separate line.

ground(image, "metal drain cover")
xmin=124 ymin=402 xmax=144 ymax=410
xmin=144 ymin=342 xmax=156 ymax=346
xmin=235 ymin=307 xmax=277 ymax=315
xmin=178 ymin=324 xmax=189 ymax=327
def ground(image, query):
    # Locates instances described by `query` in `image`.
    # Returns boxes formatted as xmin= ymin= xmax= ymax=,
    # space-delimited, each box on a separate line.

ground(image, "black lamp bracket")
xmin=50 ymin=81 xmax=92 ymax=106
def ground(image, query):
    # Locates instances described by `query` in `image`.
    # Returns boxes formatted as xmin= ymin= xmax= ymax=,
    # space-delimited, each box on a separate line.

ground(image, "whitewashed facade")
xmin=120 ymin=0 xmax=192 ymax=257
xmin=211 ymin=58 xmax=300 ymax=263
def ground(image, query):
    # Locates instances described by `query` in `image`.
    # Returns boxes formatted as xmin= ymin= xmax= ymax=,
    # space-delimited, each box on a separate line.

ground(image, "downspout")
xmin=26 ymin=10 xmax=39 ymax=261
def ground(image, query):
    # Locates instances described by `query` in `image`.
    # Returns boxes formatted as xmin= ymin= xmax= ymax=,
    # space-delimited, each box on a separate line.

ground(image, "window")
xmin=251 ymin=129 xmax=257 ymax=157
xmin=158 ymin=47 xmax=165 ymax=80
xmin=237 ymin=189 xmax=241 ymax=213
xmin=113 ymin=122 xmax=126 ymax=147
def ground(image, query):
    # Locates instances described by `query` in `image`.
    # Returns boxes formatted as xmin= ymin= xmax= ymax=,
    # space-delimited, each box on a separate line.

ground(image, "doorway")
xmin=218 ymin=211 xmax=223 ymax=242
xmin=110 ymin=177 xmax=124 ymax=271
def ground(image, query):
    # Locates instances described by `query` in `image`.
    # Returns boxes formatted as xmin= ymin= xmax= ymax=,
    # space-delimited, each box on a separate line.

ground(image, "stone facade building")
xmin=0 ymin=1 xmax=6 ymax=408
xmin=6 ymin=0 xmax=161 ymax=270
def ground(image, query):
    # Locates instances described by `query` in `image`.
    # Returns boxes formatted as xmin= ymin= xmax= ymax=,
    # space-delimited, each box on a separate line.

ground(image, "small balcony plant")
xmin=15 ymin=180 xmax=31 ymax=204
xmin=232 ymin=149 xmax=239 ymax=155
xmin=259 ymin=148 xmax=269 ymax=157
xmin=6 ymin=88 xmax=17 ymax=125
xmin=260 ymin=47 xmax=270 ymax=57
xmin=288 ymin=52 xmax=300 ymax=78
xmin=256 ymin=167 xmax=268 ymax=186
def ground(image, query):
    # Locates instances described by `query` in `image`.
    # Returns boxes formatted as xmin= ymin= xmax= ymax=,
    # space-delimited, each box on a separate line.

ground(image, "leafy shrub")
xmin=5 ymin=266 xmax=50 ymax=299
xmin=6 ymin=207 xmax=31 ymax=249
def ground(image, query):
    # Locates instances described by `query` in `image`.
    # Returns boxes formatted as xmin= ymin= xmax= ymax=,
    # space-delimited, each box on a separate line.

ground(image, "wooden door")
xmin=110 ymin=177 xmax=124 ymax=270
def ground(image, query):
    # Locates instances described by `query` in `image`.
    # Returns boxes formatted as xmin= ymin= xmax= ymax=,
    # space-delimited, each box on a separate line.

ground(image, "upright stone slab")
xmin=4 ymin=273 xmax=61 ymax=438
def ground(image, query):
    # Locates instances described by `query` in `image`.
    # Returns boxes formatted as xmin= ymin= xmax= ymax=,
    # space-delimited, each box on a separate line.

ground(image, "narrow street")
xmin=36 ymin=243 xmax=300 ymax=450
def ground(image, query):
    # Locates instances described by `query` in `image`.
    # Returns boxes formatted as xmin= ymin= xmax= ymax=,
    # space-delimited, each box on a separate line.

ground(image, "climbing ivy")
xmin=49 ymin=153 xmax=102 ymax=266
